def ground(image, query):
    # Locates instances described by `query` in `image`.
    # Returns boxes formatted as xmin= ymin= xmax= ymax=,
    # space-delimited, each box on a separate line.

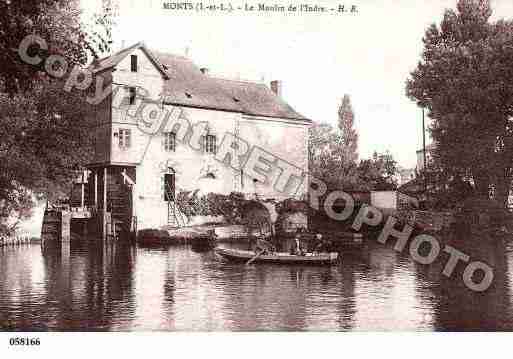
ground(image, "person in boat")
xmin=313 ymin=233 xmax=330 ymax=254
xmin=290 ymin=231 xmax=305 ymax=256
xmin=272 ymin=237 xmax=283 ymax=252
xmin=255 ymin=235 xmax=275 ymax=255
xmin=206 ymin=229 xmax=218 ymax=244
xmin=311 ymin=233 xmax=322 ymax=253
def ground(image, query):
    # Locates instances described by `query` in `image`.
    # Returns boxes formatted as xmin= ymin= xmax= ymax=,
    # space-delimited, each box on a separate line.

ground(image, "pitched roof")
xmin=92 ymin=43 xmax=309 ymax=122
xmin=91 ymin=42 xmax=169 ymax=79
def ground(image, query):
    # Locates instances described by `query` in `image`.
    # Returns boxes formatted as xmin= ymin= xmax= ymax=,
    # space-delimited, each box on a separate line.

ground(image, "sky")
xmin=82 ymin=0 xmax=513 ymax=169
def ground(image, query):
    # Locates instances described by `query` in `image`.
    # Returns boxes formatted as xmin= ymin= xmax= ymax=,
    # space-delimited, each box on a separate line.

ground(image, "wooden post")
xmin=61 ymin=210 xmax=71 ymax=243
xmin=81 ymin=183 xmax=85 ymax=209
xmin=94 ymin=170 xmax=98 ymax=207
xmin=103 ymin=167 xmax=107 ymax=241
xmin=422 ymin=108 xmax=427 ymax=195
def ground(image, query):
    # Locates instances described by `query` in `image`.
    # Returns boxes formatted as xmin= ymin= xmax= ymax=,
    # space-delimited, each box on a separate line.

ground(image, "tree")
xmin=0 ymin=0 xmax=116 ymax=95
xmin=0 ymin=1 xmax=86 ymax=95
xmin=357 ymin=151 xmax=398 ymax=191
xmin=84 ymin=0 xmax=118 ymax=60
xmin=406 ymin=0 xmax=513 ymax=208
xmin=0 ymin=79 xmax=95 ymax=234
xmin=309 ymin=121 xmax=359 ymax=190
xmin=308 ymin=97 xmax=397 ymax=192
xmin=337 ymin=94 xmax=358 ymax=163
xmin=308 ymin=95 xmax=360 ymax=191
xmin=0 ymin=1 xmax=114 ymax=234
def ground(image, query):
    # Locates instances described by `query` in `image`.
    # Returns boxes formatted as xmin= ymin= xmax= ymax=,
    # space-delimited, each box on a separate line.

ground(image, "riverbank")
xmin=0 ymin=236 xmax=40 ymax=247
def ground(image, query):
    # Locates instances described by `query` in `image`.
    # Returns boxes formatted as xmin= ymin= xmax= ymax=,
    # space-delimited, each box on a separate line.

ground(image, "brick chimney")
xmin=270 ymin=80 xmax=282 ymax=97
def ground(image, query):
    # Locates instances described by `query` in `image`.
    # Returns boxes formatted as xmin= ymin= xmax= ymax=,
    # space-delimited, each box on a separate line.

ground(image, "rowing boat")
xmin=215 ymin=248 xmax=339 ymax=265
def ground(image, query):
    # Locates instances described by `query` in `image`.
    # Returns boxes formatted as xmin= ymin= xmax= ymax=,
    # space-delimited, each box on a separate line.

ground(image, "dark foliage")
xmin=406 ymin=0 xmax=513 ymax=208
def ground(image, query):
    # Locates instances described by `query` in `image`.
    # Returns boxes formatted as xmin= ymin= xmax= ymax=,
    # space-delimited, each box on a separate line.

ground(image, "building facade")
xmin=85 ymin=42 xmax=311 ymax=234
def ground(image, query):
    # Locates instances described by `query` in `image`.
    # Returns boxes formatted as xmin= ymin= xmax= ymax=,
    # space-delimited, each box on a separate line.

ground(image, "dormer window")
xmin=131 ymin=55 xmax=138 ymax=72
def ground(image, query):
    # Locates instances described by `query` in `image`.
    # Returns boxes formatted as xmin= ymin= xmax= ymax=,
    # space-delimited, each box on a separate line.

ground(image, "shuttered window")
xmin=205 ymin=134 xmax=217 ymax=154
xmin=131 ymin=55 xmax=138 ymax=72
xmin=164 ymin=132 xmax=176 ymax=152
xmin=119 ymin=129 xmax=131 ymax=149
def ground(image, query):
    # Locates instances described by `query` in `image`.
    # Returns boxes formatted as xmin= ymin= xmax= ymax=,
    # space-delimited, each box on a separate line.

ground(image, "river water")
xmin=1 ymin=235 xmax=513 ymax=331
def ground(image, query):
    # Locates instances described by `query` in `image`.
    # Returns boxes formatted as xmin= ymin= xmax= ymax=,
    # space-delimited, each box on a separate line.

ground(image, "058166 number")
xmin=9 ymin=337 xmax=40 ymax=346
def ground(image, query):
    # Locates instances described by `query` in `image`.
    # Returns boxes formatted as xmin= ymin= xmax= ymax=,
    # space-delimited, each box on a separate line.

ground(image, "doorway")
xmin=164 ymin=168 xmax=175 ymax=202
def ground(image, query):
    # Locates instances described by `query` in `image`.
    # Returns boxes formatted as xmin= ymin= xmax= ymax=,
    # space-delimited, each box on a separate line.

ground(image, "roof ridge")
xmin=151 ymin=51 xmax=265 ymax=85
xmin=151 ymin=49 xmax=190 ymax=61
xmin=211 ymin=76 xmax=266 ymax=86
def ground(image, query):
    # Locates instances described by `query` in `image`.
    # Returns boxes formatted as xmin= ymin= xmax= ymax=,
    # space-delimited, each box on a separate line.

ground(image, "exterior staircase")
xmin=167 ymin=201 xmax=188 ymax=228
xmin=107 ymin=174 xmax=133 ymax=238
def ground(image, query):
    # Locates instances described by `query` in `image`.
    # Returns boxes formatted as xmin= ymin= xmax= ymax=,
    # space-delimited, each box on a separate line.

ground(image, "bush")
xmin=175 ymin=191 xmax=247 ymax=224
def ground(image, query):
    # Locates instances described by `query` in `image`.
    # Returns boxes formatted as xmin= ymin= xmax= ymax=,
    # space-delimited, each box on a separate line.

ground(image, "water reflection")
xmin=0 ymin=235 xmax=513 ymax=331
xmin=413 ymin=237 xmax=513 ymax=331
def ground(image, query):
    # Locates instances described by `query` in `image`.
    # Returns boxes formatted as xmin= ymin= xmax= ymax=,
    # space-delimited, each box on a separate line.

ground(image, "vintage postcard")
xmin=1 ymin=0 xmax=513 ymax=354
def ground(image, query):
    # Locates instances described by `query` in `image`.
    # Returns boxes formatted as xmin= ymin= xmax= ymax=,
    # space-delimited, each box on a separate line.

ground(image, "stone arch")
xmin=241 ymin=200 xmax=276 ymax=237
xmin=274 ymin=200 xmax=309 ymax=234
